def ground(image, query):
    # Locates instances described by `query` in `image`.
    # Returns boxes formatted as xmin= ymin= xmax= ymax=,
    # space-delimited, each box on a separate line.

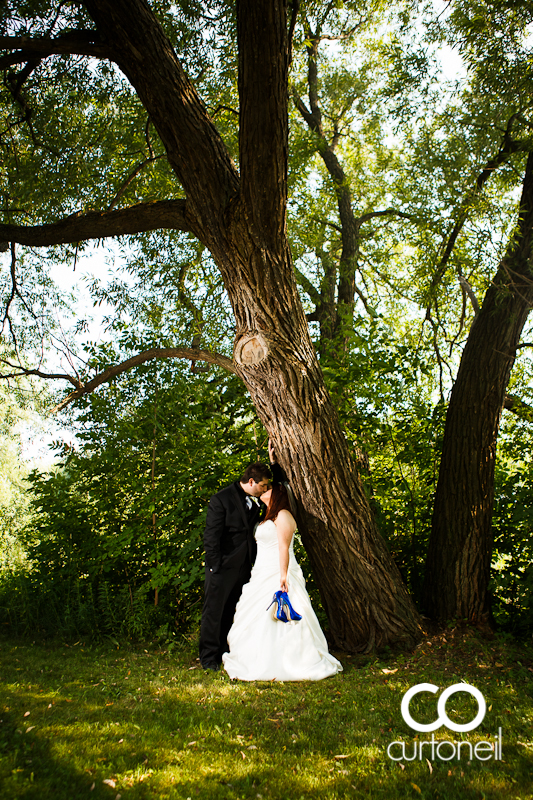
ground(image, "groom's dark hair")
xmin=240 ymin=462 xmax=272 ymax=483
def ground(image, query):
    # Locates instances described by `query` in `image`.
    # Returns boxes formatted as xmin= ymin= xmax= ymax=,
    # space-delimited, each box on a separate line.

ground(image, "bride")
xmin=222 ymin=483 xmax=343 ymax=681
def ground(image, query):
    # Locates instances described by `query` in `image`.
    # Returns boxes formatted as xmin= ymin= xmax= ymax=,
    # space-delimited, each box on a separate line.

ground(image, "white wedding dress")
xmin=222 ymin=519 xmax=343 ymax=681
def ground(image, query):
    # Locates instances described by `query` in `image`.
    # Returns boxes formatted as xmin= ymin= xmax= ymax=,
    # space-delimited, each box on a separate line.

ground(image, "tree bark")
xmin=228 ymin=269 xmax=423 ymax=650
xmin=423 ymin=151 xmax=533 ymax=622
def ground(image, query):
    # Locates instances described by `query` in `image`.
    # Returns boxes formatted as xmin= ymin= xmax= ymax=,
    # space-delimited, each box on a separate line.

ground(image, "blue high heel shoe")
xmin=267 ymin=591 xmax=302 ymax=623
xmin=267 ymin=590 xmax=288 ymax=622
xmin=281 ymin=592 xmax=302 ymax=622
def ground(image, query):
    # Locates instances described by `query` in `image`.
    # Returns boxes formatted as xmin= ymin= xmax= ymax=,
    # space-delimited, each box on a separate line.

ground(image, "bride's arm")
xmin=275 ymin=510 xmax=297 ymax=592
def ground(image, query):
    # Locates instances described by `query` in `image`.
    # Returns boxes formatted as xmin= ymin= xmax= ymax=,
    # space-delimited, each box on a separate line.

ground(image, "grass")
xmin=0 ymin=624 xmax=532 ymax=800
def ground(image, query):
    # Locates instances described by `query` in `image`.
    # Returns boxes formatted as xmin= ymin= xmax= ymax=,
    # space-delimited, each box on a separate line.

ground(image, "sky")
xmin=14 ymin=243 xmax=123 ymax=467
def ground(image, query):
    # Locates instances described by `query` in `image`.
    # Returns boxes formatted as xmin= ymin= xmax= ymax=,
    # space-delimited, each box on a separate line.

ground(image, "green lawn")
xmin=0 ymin=625 xmax=532 ymax=799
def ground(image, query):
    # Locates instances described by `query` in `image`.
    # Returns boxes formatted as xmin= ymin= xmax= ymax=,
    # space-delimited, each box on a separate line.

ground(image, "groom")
xmin=199 ymin=462 xmax=273 ymax=670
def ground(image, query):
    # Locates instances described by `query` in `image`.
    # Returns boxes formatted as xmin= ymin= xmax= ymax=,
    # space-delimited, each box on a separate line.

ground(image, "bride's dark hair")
xmin=264 ymin=483 xmax=292 ymax=522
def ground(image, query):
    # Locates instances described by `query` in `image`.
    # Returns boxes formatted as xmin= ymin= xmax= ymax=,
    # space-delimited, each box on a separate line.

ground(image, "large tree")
xmin=424 ymin=151 xmax=533 ymax=621
xmin=284 ymin=0 xmax=533 ymax=623
xmin=420 ymin=0 xmax=533 ymax=620
xmin=0 ymin=0 xmax=423 ymax=650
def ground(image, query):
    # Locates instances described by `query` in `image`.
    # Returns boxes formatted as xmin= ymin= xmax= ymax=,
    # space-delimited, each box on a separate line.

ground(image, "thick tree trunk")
xmin=216 ymin=3 xmax=422 ymax=650
xmin=222 ymin=216 xmax=422 ymax=650
xmin=74 ymin=0 xmax=423 ymax=650
xmin=423 ymin=152 xmax=533 ymax=621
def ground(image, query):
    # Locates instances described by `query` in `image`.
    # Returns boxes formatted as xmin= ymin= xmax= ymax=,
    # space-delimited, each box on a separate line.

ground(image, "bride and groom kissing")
xmin=199 ymin=457 xmax=342 ymax=681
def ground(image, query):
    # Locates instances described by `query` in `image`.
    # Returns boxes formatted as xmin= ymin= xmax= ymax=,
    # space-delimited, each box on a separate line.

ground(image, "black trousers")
xmin=199 ymin=558 xmax=252 ymax=666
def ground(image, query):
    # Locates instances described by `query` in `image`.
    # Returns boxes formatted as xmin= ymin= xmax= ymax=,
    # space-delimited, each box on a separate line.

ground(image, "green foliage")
xmin=2 ymin=0 xmax=533 ymax=642
xmin=0 ymin=429 xmax=30 ymax=572
xmin=492 ymin=462 xmax=533 ymax=634
xmin=0 ymin=0 xmax=238 ymax=222
xmin=316 ymin=316 xmax=446 ymax=600
xmin=491 ymin=386 xmax=533 ymax=633
xmin=0 ymin=361 xmax=265 ymax=640
xmin=0 ymin=376 xmax=48 ymax=571
xmin=367 ymin=401 xmax=446 ymax=599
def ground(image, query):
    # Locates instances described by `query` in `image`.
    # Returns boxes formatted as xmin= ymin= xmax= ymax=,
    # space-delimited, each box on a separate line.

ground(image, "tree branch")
xmin=293 ymin=265 xmax=321 ymax=305
xmin=0 ymin=32 xmax=114 ymax=69
xmin=353 ymin=282 xmax=373 ymax=316
xmin=304 ymin=27 xmax=324 ymax=134
xmin=458 ymin=276 xmax=480 ymax=316
xmin=107 ymin=154 xmax=165 ymax=211
xmin=504 ymin=393 xmax=533 ymax=423
xmin=1 ymin=243 xmax=20 ymax=347
xmin=5 ymin=58 xmax=41 ymax=124
xmin=357 ymin=208 xmax=417 ymax=225
xmin=83 ymin=0 xmax=239 ymax=247
xmin=293 ymin=55 xmax=359 ymax=341
xmin=0 ymin=360 xmax=81 ymax=387
xmin=0 ymin=199 xmax=191 ymax=247
xmin=317 ymin=29 xmax=359 ymax=42
xmin=1 ymin=347 xmax=238 ymax=413
xmin=52 ymin=347 xmax=237 ymax=411
xmin=210 ymin=104 xmax=239 ymax=118
xmin=288 ymin=0 xmax=299 ymax=65
xmin=430 ymin=116 xmax=533 ymax=293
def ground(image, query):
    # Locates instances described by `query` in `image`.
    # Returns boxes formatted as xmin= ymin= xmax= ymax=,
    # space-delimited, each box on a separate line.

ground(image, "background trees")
xmin=1 ymin=0 xmax=533 ymax=644
xmin=2 ymin=361 xmax=264 ymax=639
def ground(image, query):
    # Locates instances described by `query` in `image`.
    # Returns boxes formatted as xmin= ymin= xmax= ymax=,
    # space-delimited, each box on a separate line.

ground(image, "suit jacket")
xmin=203 ymin=482 xmax=264 ymax=574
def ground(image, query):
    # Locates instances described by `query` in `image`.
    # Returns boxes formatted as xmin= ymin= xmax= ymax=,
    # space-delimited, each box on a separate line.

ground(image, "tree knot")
xmin=234 ymin=331 xmax=268 ymax=366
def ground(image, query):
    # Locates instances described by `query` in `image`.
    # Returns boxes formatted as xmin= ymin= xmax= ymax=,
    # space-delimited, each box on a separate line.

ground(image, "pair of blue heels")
xmin=267 ymin=590 xmax=302 ymax=623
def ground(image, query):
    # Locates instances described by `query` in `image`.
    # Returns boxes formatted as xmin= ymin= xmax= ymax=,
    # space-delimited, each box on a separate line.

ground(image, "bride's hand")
xmin=280 ymin=577 xmax=289 ymax=592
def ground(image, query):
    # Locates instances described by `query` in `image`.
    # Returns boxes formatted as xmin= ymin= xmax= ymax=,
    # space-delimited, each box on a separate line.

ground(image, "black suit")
xmin=199 ymin=481 xmax=264 ymax=666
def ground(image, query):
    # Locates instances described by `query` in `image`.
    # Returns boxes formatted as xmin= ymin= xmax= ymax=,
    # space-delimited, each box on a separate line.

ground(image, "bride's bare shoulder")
xmin=275 ymin=508 xmax=297 ymax=531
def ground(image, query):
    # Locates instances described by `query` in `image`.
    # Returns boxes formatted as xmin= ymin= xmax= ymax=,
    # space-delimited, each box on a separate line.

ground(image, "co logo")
xmin=401 ymin=683 xmax=486 ymax=733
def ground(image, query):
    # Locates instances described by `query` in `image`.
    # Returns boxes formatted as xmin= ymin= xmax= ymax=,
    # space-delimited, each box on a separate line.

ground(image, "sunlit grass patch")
xmin=0 ymin=626 xmax=532 ymax=799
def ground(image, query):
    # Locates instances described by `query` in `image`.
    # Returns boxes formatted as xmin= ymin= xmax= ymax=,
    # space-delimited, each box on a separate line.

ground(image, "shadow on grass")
xmin=1 ymin=635 xmax=532 ymax=799
xmin=2 ymin=686 xmax=529 ymax=799
xmin=0 ymin=705 xmax=98 ymax=799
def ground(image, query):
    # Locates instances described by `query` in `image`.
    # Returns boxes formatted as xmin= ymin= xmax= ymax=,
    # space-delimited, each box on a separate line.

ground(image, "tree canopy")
xmin=1 ymin=0 xmax=533 ymax=648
